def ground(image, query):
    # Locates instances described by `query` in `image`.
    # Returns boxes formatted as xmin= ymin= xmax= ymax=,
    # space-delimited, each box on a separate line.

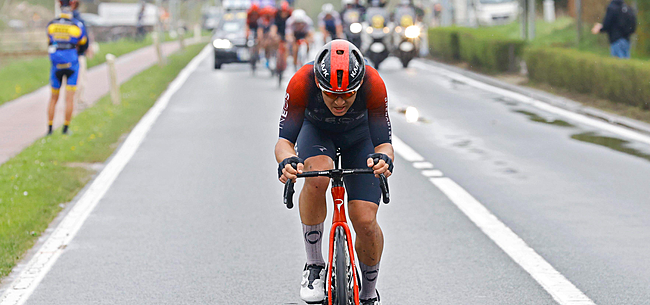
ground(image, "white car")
xmin=474 ymin=0 xmax=518 ymax=26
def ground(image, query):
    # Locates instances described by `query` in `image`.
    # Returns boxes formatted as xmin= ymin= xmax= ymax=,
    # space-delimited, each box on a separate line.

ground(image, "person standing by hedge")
xmin=591 ymin=0 xmax=637 ymax=59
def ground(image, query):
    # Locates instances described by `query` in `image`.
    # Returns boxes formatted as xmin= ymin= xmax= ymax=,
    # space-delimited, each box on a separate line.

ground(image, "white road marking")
xmin=421 ymin=170 xmax=444 ymax=177
xmin=391 ymin=136 xmax=424 ymax=162
xmin=412 ymin=162 xmax=433 ymax=169
xmin=412 ymin=61 xmax=650 ymax=147
xmin=0 ymin=44 xmax=212 ymax=305
xmin=393 ymin=135 xmax=596 ymax=305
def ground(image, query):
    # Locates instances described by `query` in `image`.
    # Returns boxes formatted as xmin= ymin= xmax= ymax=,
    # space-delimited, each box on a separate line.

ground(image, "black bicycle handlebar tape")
xmin=283 ymin=180 xmax=295 ymax=209
xmin=369 ymin=155 xmax=391 ymax=204
xmin=378 ymin=173 xmax=390 ymax=204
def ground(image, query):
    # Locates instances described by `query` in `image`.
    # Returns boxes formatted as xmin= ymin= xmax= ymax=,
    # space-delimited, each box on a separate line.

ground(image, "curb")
xmin=419 ymin=58 xmax=650 ymax=137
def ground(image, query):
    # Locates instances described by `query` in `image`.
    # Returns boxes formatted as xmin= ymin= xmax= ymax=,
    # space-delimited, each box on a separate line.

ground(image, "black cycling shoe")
xmin=360 ymin=289 xmax=381 ymax=305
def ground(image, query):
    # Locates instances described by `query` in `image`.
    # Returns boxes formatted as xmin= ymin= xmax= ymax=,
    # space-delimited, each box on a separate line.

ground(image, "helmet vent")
xmin=336 ymin=50 xmax=344 ymax=55
xmin=337 ymin=70 xmax=344 ymax=88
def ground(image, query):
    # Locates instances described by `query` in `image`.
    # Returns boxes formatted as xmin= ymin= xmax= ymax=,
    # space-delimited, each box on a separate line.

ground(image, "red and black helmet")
xmin=314 ymin=40 xmax=366 ymax=94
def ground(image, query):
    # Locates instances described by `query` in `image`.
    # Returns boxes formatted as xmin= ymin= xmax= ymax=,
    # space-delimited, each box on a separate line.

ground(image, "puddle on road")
xmin=513 ymin=110 xmax=575 ymax=128
xmin=571 ymin=132 xmax=650 ymax=163
xmin=493 ymin=96 xmax=519 ymax=106
xmin=392 ymin=107 xmax=431 ymax=123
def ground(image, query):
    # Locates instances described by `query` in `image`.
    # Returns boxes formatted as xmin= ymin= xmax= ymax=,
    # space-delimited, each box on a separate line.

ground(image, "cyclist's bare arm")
xmin=367 ymin=143 xmax=394 ymax=178
xmin=275 ymin=138 xmax=304 ymax=183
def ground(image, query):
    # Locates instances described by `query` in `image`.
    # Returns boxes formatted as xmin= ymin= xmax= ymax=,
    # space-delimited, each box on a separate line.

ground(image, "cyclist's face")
xmin=320 ymin=88 xmax=357 ymax=116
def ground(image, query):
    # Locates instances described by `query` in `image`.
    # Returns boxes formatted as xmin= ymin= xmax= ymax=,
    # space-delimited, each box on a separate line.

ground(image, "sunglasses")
xmin=322 ymin=90 xmax=357 ymax=99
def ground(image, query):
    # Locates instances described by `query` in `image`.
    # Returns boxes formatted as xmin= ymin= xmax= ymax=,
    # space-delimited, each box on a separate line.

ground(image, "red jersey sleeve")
xmin=278 ymin=64 xmax=311 ymax=143
xmin=364 ymin=66 xmax=392 ymax=146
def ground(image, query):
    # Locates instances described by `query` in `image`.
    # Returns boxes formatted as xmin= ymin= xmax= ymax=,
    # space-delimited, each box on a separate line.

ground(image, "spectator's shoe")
xmin=300 ymin=264 xmax=326 ymax=304
xmin=360 ymin=290 xmax=381 ymax=305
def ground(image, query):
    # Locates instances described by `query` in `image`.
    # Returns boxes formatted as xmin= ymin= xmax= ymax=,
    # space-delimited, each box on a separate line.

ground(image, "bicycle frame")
xmin=326 ymin=174 xmax=360 ymax=305
xmin=282 ymin=155 xmax=389 ymax=305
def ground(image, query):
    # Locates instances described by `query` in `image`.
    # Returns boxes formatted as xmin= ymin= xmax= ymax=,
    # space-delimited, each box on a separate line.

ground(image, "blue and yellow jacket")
xmin=46 ymin=12 xmax=88 ymax=66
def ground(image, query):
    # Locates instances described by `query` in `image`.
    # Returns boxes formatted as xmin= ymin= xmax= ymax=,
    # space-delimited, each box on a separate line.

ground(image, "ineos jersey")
xmin=279 ymin=62 xmax=391 ymax=147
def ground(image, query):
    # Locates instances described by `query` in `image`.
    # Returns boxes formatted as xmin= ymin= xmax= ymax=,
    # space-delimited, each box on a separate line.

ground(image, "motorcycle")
xmin=362 ymin=6 xmax=391 ymax=69
xmin=392 ymin=6 xmax=421 ymax=68
xmin=342 ymin=8 xmax=363 ymax=49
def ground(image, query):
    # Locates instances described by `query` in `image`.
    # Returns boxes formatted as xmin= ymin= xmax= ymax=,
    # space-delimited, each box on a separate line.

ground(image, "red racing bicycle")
xmin=283 ymin=153 xmax=389 ymax=305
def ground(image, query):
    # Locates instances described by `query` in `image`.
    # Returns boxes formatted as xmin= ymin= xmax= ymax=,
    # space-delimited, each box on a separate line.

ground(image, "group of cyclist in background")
xmin=244 ymin=0 xmax=424 ymax=79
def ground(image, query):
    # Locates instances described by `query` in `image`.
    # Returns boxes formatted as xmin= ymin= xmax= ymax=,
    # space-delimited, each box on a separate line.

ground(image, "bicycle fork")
xmin=326 ymin=184 xmax=360 ymax=305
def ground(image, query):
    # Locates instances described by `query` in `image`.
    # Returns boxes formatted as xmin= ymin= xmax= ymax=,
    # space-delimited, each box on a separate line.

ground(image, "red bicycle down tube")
xmin=327 ymin=186 xmax=361 ymax=305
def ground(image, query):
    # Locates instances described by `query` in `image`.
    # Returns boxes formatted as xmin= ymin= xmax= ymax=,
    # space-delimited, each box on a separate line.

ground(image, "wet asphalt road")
xmin=21 ymin=52 xmax=650 ymax=304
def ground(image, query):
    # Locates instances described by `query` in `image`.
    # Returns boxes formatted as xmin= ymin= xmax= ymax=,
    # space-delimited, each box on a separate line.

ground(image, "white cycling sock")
xmin=303 ymin=222 xmax=325 ymax=266
xmin=359 ymin=261 xmax=379 ymax=300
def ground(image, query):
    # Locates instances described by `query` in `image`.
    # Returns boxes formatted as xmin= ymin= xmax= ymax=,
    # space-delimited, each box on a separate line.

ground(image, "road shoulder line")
xmin=0 ymin=44 xmax=212 ymax=305
xmin=393 ymin=135 xmax=596 ymax=305
xmin=413 ymin=59 xmax=650 ymax=142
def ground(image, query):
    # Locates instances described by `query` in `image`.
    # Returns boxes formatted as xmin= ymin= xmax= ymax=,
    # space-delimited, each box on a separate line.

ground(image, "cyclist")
xmin=46 ymin=0 xmax=87 ymax=135
xmin=257 ymin=5 xmax=278 ymax=69
xmin=285 ymin=9 xmax=314 ymax=70
xmin=275 ymin=40 xmax=393 ymax=305
xmin=271 ymin=1 xmax=292 ymax=42
xmin=318 ymin=3 xmax=343 ymax=44
xmin=271 ymin=1 xmax=292 ymax=71
xmin=246 ymin=3 xmax=260 ymax=41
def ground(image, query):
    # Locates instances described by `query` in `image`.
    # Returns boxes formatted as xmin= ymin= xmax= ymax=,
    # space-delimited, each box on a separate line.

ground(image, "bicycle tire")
xmin=333 ymin=226 xmax=354 ymax=305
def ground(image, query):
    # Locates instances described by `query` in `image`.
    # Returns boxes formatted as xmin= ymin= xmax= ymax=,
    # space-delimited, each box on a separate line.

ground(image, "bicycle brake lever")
xmin=283 ymin=180 xmax=295 ymax=209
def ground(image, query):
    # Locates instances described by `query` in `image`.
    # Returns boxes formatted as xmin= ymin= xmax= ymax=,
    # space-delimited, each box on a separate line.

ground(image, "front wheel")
xmin=332 ymin=227 xmax=355 ymax=305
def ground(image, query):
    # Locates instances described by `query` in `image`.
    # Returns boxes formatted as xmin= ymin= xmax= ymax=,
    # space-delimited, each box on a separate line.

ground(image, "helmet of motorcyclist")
xmin=249 ymin=3 xmax=259 ymax=11
xmin=342 ymin=0 xmax=354 ymax=6
xmin=322 ymin=3 xmax=335 ymax=13
xmin=314 ymin=40 xmax=366 ymax=93
xmin=59 ymin=0 xmax=79 ymax=7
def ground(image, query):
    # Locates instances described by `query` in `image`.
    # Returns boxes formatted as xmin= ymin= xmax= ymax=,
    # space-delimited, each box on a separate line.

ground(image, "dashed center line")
xmin=412 ymin=161 xmax=434 ymax=169
xmin=421 ymin=170 xmax=444 ymax=177
xmin=392 ymin=135 xmax=596 ymax=305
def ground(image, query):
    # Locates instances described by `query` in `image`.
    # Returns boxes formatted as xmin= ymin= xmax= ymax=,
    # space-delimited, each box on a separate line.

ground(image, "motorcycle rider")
xmin=340 ymin=0 xmax=365 ymax=48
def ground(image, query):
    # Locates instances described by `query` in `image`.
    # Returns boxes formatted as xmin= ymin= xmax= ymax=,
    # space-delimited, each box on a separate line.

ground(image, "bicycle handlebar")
xmin=283 ymin=167 xmax=390 ymax=209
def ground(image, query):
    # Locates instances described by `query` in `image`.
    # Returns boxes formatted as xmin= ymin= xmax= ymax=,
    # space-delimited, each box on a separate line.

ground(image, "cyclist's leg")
xmin=48 ymin=67 xmax=63 ymax=124
xmin=296 ymin=121 xmax=336 ymax=302
xmin=296 ymin=120 xmax=337 ymax=261
xmin=340 ymin=134 xmax=383 ymax=300
xmin=64 ymin=64 xmax=79 ymax=128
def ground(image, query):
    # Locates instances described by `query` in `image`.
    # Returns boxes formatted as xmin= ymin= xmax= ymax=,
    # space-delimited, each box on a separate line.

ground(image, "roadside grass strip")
xmin=0 ymin=43 xmax=206 ymax=283
xmin=0 ymin=36 xmax=175 ymax=107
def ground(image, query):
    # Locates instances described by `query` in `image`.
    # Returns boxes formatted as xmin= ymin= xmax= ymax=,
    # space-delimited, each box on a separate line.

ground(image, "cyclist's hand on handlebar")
xmin=278 ymin=156 xmax=304 ymax=183
xmin=367 ymin=153 xmax=393 ymax=178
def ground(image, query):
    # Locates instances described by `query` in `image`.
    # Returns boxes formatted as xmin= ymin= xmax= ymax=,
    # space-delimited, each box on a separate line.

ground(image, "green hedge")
xmin=637 ymin=0 xmax=650 ymax=57
xmin=428 ymin=27 xmax=526 ymax=72
xmin=526 ymin=47 xmax=650 ymax=109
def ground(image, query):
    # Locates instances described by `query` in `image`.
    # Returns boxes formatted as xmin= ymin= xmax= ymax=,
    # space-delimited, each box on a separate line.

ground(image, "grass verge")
xmin=0 ymin=42 xmax=206 ymax=279
xmin=0 ymin=33 xmax=199 ymax=107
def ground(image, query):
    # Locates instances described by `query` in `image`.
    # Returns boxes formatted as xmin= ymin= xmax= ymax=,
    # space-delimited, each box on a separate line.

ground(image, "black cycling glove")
xmin=278 ymin=156 xmax=304 ymax=178
xmin=367 ymin=153 xmax=394 ymax=173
